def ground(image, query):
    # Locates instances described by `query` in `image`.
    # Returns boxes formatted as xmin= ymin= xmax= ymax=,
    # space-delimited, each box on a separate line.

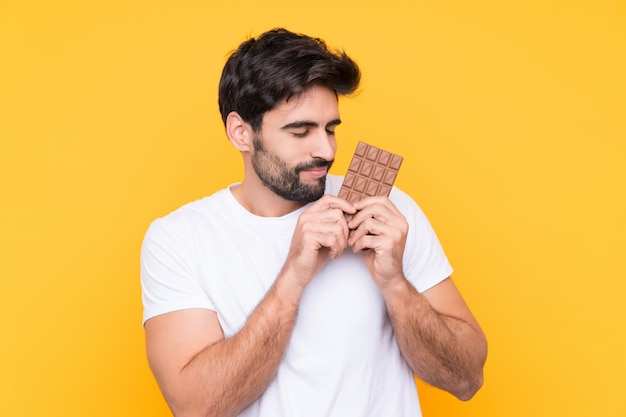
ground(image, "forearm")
xmin=383 ymin=278 xmax=487 ymax=401
xmin=171 ymin=279 xmax=301 ymax=417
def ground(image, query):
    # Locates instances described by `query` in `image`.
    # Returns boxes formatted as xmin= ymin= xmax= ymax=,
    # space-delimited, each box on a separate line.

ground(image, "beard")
xmin=251 ymin=135 xmax=333 ymax=203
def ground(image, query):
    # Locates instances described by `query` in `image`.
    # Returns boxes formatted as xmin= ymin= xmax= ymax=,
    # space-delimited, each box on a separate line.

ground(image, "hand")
xmin=347 ymin=196 xmax=408 ymax=288
xmin=283 ymin=195 xmax=356 ymax=289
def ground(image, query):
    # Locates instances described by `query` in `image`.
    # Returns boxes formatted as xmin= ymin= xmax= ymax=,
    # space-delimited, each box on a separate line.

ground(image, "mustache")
xmin=295 ymin=158 xmax=334 ymax=173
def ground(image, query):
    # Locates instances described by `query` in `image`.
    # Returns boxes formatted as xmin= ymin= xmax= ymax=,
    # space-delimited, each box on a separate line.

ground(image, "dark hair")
xmin=218 ymin=28 xmax=361 ymax=131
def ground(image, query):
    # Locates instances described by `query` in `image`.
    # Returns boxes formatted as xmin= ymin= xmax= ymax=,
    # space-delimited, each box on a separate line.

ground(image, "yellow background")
xmin=1 ymin=1 xmax=625 ymax=416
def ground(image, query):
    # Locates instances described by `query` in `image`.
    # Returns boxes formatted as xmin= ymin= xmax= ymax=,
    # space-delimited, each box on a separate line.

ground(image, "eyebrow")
xmin=281 ymin=119 xmax=342 ymax=130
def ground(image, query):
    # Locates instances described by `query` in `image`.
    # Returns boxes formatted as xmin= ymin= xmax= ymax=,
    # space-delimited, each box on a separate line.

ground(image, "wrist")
xmin=272 ymin=268 xmax=306 ymax=308
xmin=379 ymin=274 xmax=410 ymax=300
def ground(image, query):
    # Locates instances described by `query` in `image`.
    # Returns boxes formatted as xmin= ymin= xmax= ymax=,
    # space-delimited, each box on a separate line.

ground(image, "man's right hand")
xmin=281 ymin=194 xmax=356 ymax=289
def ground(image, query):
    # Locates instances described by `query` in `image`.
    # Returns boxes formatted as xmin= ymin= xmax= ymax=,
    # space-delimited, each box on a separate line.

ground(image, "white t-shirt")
xmin=141 ymin=174 xmax=453 ymax=416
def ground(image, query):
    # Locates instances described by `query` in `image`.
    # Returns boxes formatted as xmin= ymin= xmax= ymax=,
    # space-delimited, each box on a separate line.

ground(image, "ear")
xmin=226 ymin=111 xmax=253 ymax=152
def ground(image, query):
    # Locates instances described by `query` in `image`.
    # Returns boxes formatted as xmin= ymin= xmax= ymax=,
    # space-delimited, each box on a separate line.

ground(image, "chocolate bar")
xmin=338 ymin=141 xmax=403 ymax=203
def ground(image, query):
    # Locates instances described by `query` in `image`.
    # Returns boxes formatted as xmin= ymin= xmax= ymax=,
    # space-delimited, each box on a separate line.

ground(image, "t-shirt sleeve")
xmin=392 ymin=188 xmax=454 ymax=293
xmin=140 ymin=216 xmax=214 ymax=326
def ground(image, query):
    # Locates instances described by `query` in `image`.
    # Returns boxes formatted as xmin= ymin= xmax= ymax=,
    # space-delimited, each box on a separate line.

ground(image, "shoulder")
xmin=143 ymin=186 xmax=234 ymax=242
xmin=388 ymin=186 xmax=425 ymax=219
xmin=160 ymin=186 xmax=235 ymax=222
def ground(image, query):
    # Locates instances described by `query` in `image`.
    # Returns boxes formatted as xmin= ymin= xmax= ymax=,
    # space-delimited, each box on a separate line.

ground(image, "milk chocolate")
xmin=338 ymin=141 xmax=403 ymax=203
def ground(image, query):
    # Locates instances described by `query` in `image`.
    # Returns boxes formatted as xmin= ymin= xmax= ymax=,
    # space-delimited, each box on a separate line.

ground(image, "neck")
xmin=230 ymin=178 xmax=306 ymax=217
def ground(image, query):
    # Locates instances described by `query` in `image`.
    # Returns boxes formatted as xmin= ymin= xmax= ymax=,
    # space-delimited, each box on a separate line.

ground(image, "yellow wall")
xmin=1 ymin=1 xmax=625 ymax=416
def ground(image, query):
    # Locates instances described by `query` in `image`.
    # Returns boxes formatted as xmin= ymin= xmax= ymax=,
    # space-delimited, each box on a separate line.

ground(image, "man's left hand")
xmin=347 ymin=196 xmax=408 ymax=288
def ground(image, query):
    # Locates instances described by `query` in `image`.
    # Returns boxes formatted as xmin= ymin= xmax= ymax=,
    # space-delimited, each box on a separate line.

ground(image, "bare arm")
xmin=348 ymin=196 xmax=487 ymax=400
xmin=144 ymin=195 xmax=356 ymax=417
xmin=145 ymin=277 xmax=301 ymax=417
xmin=381 ymin=277 xmax=487 ymax=400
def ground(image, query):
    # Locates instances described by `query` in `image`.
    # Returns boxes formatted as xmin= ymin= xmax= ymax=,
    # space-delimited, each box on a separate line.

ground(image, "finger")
xmin=350 ymin=214 xmax=404 ymax=246
xmin=350 ymin=233 xmax=381 ymax=253
xmin=350 ymin=224 xmax=399 ymax=253
xmin=316 ymin=210 xmax=351 ymax=244
xmin=348 ymin=205 xmax=394 ymax=231
xmin=311 ymin=194 xmax=357 ymax=215
xmin=303 ymin=220 xmax=349 ymax=253
xmin=315 ymin=228 xmax=348 ymax=259
xmin=299 ymin=207 xmax=351 ymax=249
xmin=317 ymin=209 xmax=346 ymax=225
xmin=353 ymin=197 xmax=403 ymax=219
xmin=351 ymin=196 xmax=397 ymax=212
xmin=348 ymin=217 xmax=380 ymax=246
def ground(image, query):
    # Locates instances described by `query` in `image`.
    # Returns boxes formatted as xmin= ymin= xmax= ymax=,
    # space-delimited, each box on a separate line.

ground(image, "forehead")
xmin=262 ymin=86 xmax=340 ymax=126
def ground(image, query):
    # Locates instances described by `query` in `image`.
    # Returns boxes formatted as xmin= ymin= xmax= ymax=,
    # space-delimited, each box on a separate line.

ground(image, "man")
xmin=141 ymin=28 xmax=487 ymax=417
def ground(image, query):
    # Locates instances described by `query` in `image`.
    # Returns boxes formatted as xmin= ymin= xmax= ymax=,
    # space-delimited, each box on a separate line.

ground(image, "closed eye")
xmin=326 ymin=119 xmax=341 ymax=136
xmin=281 ymin=119 xmax=341 ymax=137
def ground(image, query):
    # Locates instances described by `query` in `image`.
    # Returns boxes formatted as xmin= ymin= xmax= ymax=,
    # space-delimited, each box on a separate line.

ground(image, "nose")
xmin=311 ymin=131 xmax=336 ymax=161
